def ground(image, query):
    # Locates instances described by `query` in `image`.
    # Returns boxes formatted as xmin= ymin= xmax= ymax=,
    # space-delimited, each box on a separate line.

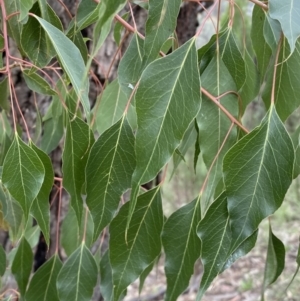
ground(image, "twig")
xmin=248 ymin=0 xmax=268 ymax=11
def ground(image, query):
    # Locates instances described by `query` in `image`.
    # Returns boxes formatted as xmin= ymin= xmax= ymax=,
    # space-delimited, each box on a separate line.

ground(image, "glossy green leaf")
xmin=162 ymin=197 xmax=201 ymax=301
xmin=26 ymin=255 xmax=62 ymax=301
xmin=130 ymin=38 xmax=201 ymax=225
xmin=57 ymin=243 xmax=98 ymax=301
xmin=86 ymin=116 xmax=135 ymax=241
xmin=262 ymin=224 xmax=285 ymax=298
xmin=142 ymin=0 xmax=181 ymax=66
xmin=11 ymin=237 xmax=33 ymax=296
xmin=110 ymin=187 xmax=163 ymax=301
xmin=251 ymin=5 xmax=272 ymax=82
xmin=2 ymin=135 xmax=45 ymax=218
xmin=269 ymin=0 xmax=300 ymax=53
xmin=23 ymin=70 xmax=56 ymax=96
xmin=94 ymin=79 xmax=128 ymax=135
xmin=263 ymin=38 xmax=300 ymax=121
xmin=33 ymin=16 xmax=90 ymax=117
xmin=41 ymin=116 xmax=64 ymax=154
xmin=75 ymin=0 xmax=99 ymax=30
xmin=223 ymin=105 xmax=294 ymax=252
xmin=118 ymin=34 xmax=144 ymax=97
xmin=60 ymin=206 xmax=94 ymax=256
xmin=0 ymin=245 xmax=6 ymax=276
xmin=24 ymin=225 xmax=40 ymax=248
xmin=30 ymin=144 xmax=53 ymax=246
xmin=0 ymin=184 xmax=23 ymax=241
xmin=197 ymin=57 xmax=237 ymax=211
xmin=0 ymin=77 xmax=10 ymax=111
xmin=62 ymin=116 xmax=94 ymax=225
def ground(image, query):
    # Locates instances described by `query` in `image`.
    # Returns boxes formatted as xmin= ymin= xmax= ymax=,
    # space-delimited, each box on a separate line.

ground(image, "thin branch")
xmin=201 ymin=87 xmax=249 ymax=134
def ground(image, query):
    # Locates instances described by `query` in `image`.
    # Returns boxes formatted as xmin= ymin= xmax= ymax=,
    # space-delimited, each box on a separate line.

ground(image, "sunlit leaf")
xmin=2 ymin=135 xmax=45 ymax=218
xmin=62 ymin=116 xmax=94 ymax=225
xmin=110 ymin=187 xmax=163 ymax=301
xmin=223 ymin=105 xmax=294 ymax=252
xmin=11 ymin=237 xmax=33 ymax=296
xmin=57 ymin=243 xmax=98 ymax=301
xmin=162 ymin=197 xmax=201 ymax=301
xmin=26 ymin=255 xmax=62 ymax=301
xmin=129 ymin=38 xmax=201 ymax=226
xmin=269 ymin=0 xmax=300 ymax=53
xmin=86 ymin=116 xmax=135 ymax=241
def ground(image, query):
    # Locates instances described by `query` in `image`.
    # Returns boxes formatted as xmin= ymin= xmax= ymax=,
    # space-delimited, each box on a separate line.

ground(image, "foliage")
xmin=0 ymin=0 xmax=300 ymax=300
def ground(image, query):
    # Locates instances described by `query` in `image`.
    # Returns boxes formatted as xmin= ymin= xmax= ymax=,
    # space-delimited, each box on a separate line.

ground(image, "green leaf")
xmin=97 ymin=0 xmax=126 ymax=30
xmin=60 ymin=206 xmax=94 ymax=256
xmin=262 ymin=224 xmax=285 ymax=297
xmin=0 ymin=245 xmax=6 ymax=276
xmin=4 ymin=0 xmax=23 ymax=53
xmin=0 ymin=184 xmax=23 ymax=241
xmin=62 ymin=116 xmax=94 ymax=225
xmin=30 ymin=143 xmax=53 ymax=246
xmin=113 ymin=12 xmax=129 ymax=46
xmin=223 ymin=105 xmax=294 ymax=252
xmin=197 ymin=57 xmax=237 ymax=211
xmin=196 ymin=194 xmax=258 ymax=300
xmin=264 ymin=14 xmax=281 ymax=51
xmin=172 ymin=122 xmax=197 ymax=173
xmin=269 ymin=0 xmax=300 ymax=53
xmin=110 ymin=187 xmax=163 ymax=301
xmin=11 ymin=237 xmax=33 ymax=296
xmin=2 ymin=135 xmax=45 ymax=218
xmin=292 ymin=126 xmax=300 ymax=178
xmin=262 ymin=39 xmax=300 ymax=121
xmin=33 ymin=16 xmax=90 ymax=117
xmin=118 ymin=34 xmax=144 ymax=98
xmin=19 ymin=0 xmax=34 ymax=22
xmin=21 ymin=3 xmax=51 ymax=68
xmin=162 ymin=197 xmax=201 ymax=301
xmin=196 ymin=193 xmax=231 ymax=300
xmin=251 ymin=5 xmax=272 ymax=82
xmin=142 ymin=0 xmax=181 ymax=65
xmin=23 ymin=70 xmax=57 ymax=96
xmin=86 ymin=116 xmax=135 ymax=241
xmin=24 ymin=225 xmax=40 ymax=248
xmin=0 ymin=77 xmax=10 ymax=111
xmin=130 ymin=38 xmax=201 ymax=225
xmin=41 ymin=116 xmax=64 ymax=154
xmin=26 ymin=255 xmax=62 ymax=301
xmin=139 ymin=259 xmax=156 ymax=294
xmin=94 ymin=79 xmax=128 ymax=135
xmin=57 ymin=243 xmax=98 ymax=301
